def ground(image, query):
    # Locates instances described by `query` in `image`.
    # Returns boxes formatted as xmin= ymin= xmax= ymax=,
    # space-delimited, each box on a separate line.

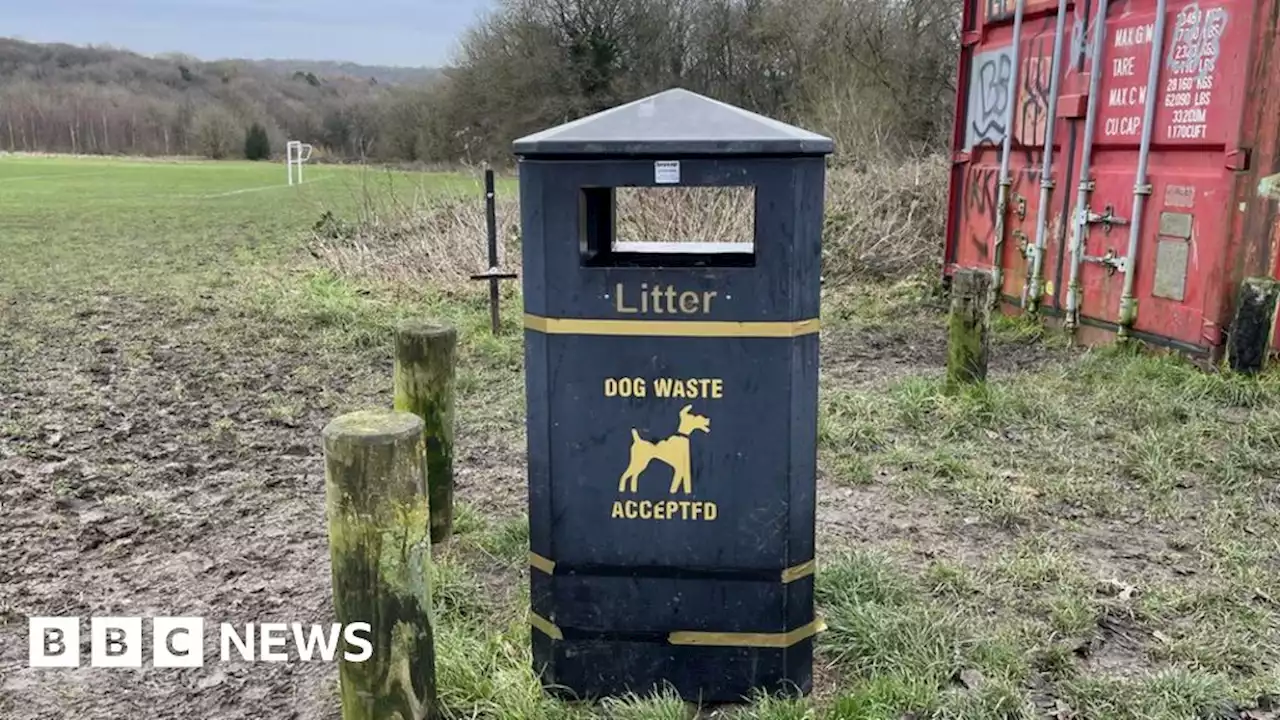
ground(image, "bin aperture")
xmin=614 ymin=185 xmax=756 ymax=254
xmin=581 ymin=184 xmax=757 ymax=268
xmin=515 ymin=87 xmax=834 ymax=703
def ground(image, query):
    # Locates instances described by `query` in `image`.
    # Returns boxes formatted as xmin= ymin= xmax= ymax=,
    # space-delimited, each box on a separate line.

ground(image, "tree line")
xmin=0 ymin=0 xmax=959 ymax=164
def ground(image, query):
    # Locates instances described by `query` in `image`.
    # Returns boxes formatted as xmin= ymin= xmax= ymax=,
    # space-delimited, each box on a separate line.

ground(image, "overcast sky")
xmin=6 ymin=0 xmax=495 ymax=67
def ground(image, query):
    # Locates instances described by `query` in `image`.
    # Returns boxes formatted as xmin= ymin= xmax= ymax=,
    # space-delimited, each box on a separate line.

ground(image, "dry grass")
xmin=614 ymin=185 xmax=757 ymax=245
xmin=306 ymin=155 xmax=949 ymax=287
xmin=822 ymin=154 xmax=949 ymax=281
xmin=307 ymin=170 xmax=522 ymax=285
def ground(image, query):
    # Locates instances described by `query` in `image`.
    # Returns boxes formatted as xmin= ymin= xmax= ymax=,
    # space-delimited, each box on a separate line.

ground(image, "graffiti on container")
xmin=966 ymin=48 xmax=1014 ymax=149
xmin=1165 ymin=3 xmax=1226 ymax=141
xmin=1168 ymin=3 xmax=1228 ymax=80
xmin=962 ymin=166 xmax=1038 ymax=259
xmin=1016 ymin=39 xmax=1053 ymax=150
xmin=1072 ymin=19 xmax=1094 ymax=65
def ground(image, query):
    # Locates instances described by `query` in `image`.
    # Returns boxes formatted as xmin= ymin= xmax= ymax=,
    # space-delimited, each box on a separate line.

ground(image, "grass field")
xmin=0 ymin=154 xmax=1277 ymax=720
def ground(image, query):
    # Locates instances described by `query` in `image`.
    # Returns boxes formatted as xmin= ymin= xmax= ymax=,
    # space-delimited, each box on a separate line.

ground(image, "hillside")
xmin=0 ymin=0 xmax=959 ymax=167
xmin=0 ymin=37 xmax=440 ymax=158
xmin=247 ymin=58 xmax=440 ymax=86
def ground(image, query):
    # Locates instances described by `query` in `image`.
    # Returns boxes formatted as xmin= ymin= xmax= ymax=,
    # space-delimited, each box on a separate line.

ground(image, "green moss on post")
xmin=323 ymin=409 xmax=439 ymax=720
xmin=947 ymin=269 xmax=993 ymax=389
xmin=393 ymin=321 xmax=458 ymax=544
xmin=1227 ymin=277 xmax=1280 ymax=374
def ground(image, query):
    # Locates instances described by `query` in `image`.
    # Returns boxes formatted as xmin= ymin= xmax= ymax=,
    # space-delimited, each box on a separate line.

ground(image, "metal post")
xmin=485 ymin=169 xmax=500 ymax=333
xmin=469 ymin=168 xmax=518 ymax=334
xmin=1117 ymin=0 xmax=1168 ymax=340
xmin=991 ymin=0 xmax=1028 ymax=309
xmin=1023 ymin=0 xmax=1070 ymax=314
xmin=1064 ymin=0 xmax=1112 ymax=331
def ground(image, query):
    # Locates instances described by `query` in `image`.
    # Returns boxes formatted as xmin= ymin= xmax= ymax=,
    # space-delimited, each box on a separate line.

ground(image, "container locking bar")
xmin=1083 ymin=204 xmax=1130 ymax=233
xmin=1082 ymin=248 xmax=1126 ymax=275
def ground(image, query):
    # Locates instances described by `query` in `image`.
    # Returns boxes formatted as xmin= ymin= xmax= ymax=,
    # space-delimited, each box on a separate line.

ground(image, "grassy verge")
xmin=2 ymin=155 xmax=1276 ymax=719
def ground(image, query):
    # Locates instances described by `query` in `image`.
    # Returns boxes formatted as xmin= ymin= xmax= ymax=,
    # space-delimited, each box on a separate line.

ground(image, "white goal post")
xmin=286 ymin=140 xmax=313 ymax=185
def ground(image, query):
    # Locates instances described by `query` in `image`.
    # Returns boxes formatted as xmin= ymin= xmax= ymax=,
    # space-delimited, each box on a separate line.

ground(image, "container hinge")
xmin=1083 ymin=249 xmax=1126 ymax=275
xmin=1084 ymin=204 xmax=1130 ymax=234
xmin=1226 ymin=148 xmax=1251 ymax=171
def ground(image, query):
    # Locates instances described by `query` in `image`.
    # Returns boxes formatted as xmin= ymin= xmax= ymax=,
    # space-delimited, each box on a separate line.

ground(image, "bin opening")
xmin=580 ymin=185 xmax=757 ymax=268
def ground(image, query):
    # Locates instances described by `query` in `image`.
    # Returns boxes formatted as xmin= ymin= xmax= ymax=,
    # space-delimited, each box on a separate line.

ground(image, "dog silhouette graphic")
xmin=618 ymin=404 xmax=711 ymax=495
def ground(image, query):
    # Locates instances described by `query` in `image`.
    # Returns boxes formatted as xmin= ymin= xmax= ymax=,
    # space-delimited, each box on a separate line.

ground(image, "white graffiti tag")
xmin=1168 ymin=3 xmax=1228 ymax=79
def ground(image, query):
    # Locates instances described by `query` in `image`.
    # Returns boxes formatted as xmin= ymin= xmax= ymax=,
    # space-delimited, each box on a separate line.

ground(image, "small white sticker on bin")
xmin=654 ymin=161 xmax=680 ymax=184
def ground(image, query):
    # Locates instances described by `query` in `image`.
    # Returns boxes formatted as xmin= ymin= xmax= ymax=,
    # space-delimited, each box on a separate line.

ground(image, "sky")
xmin=5 ymin=0 xmax=496 ymax=67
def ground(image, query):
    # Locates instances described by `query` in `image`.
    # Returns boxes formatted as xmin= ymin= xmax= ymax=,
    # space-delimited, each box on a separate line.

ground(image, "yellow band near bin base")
xmin=668 ymin=617 xmax=827 ymax=648
xmin=530 ymin=615 xmax=827 ymax=648
xmin=530 ymin=612 xmax=563 ymax=640
xmin=781 ymin=559 xmax=816 ymax=583
xmin=529 ymin=552 xmax=556 ymax=575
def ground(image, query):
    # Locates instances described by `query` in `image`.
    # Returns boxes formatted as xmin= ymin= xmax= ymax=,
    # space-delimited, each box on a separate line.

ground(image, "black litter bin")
xmin=516 ymin=88 xmax=834 ymax=703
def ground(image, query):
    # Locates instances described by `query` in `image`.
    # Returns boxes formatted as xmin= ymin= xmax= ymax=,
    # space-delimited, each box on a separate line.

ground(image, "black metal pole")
xmin=485 ymin=169 xmax=500 ymax=335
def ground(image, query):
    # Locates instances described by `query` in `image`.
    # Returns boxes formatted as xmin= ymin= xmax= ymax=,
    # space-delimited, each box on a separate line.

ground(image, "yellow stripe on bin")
xmin=668 ymin=617 xmax=827 ymax=648
xmin=781 ymin=559 xmax=816 ymax=584
xmin=530 ymin=612 xmax=564 ymax=640
xmin=529 ymin=552 xmax=556 ymax=575
xmin=524 ymin=314 xmax=820 ymax=338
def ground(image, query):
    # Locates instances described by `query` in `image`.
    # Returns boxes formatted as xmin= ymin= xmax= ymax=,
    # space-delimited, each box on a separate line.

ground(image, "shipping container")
xmin=944 ymin=0 xmax=1280 ymax=360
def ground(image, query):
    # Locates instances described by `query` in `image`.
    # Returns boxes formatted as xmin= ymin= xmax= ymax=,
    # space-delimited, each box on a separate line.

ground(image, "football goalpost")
xmin=286 ymin=140 xmax=313 ymax=186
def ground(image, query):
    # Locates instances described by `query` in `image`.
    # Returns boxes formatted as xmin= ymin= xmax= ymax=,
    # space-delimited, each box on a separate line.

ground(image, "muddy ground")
xmin=0 ymin=278 xmax=1107 ymax=720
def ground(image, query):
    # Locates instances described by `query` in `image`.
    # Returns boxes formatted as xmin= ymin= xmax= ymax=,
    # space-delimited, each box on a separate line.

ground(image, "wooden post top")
xmin=395 ymin=320 xmax=457 ymax=339
xmin=323 ymin=410 xmax=422 ymax=445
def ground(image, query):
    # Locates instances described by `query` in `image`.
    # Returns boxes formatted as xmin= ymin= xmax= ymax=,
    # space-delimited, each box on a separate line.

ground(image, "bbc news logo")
xmin=29 ymin=617 xmax=373 ymax=668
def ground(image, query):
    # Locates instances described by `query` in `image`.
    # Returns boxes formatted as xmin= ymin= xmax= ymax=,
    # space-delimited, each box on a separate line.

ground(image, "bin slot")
xmin=580 ymin=185 xmax=757 ymax=268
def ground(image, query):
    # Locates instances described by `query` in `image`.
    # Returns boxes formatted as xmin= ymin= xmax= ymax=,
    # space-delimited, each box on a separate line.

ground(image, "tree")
xmin=193 ymin=106 xmax=239 ymax=159
xmin=244 ymin=121 xmax=270 ymax=160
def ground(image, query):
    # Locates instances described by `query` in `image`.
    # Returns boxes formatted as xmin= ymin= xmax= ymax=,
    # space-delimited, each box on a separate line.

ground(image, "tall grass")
xmin=307 ymin=156 xmax=949 ymax=288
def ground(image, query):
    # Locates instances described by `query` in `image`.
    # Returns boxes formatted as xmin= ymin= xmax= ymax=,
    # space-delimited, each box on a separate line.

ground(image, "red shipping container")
xmin=944 ymin=0 xmax=1280 ymax=360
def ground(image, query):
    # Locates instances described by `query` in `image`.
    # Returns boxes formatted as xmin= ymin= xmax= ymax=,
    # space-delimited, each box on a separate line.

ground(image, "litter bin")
xmin=515 ymin=88 xmax=833 ymax=702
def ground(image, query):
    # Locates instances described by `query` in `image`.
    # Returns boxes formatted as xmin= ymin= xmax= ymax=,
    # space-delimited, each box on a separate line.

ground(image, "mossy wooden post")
xmin=393 ymin=321 xmax=457 ymax=543
xmin=1227 ymin=277 xmax=1280 ymax=374
xmin=947 ymin=269 xmax=992 ymax=389
xmin=323 ymin=410 xmax=439 ymax=720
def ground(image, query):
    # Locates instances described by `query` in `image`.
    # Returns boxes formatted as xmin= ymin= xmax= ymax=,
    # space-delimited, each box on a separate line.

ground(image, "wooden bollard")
xmin=323 ymin=409 xmax=438 ymax=720
xmin=393 ymin=321 xmax=457 ymax=543
xmin=947 ymin=269 xmax=993 ymax=388
xmin=1227 ymin=277 xmax=1280 ymax=374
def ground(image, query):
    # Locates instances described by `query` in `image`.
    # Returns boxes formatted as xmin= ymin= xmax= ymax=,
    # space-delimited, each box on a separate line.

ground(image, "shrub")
xmin=244 ymin=122 xmax=271 ymax=161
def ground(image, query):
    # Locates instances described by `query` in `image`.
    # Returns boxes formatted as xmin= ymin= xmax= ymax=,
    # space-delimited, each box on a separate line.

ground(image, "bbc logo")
xmin=30 ymin=617 xmax=204 ymax=668
xmin=30 ymin=616 xmax=372 ymax=668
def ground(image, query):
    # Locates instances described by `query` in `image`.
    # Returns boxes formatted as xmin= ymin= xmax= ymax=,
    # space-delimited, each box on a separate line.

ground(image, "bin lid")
xmin=512 ymin=88 xmax=834 ymax=157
